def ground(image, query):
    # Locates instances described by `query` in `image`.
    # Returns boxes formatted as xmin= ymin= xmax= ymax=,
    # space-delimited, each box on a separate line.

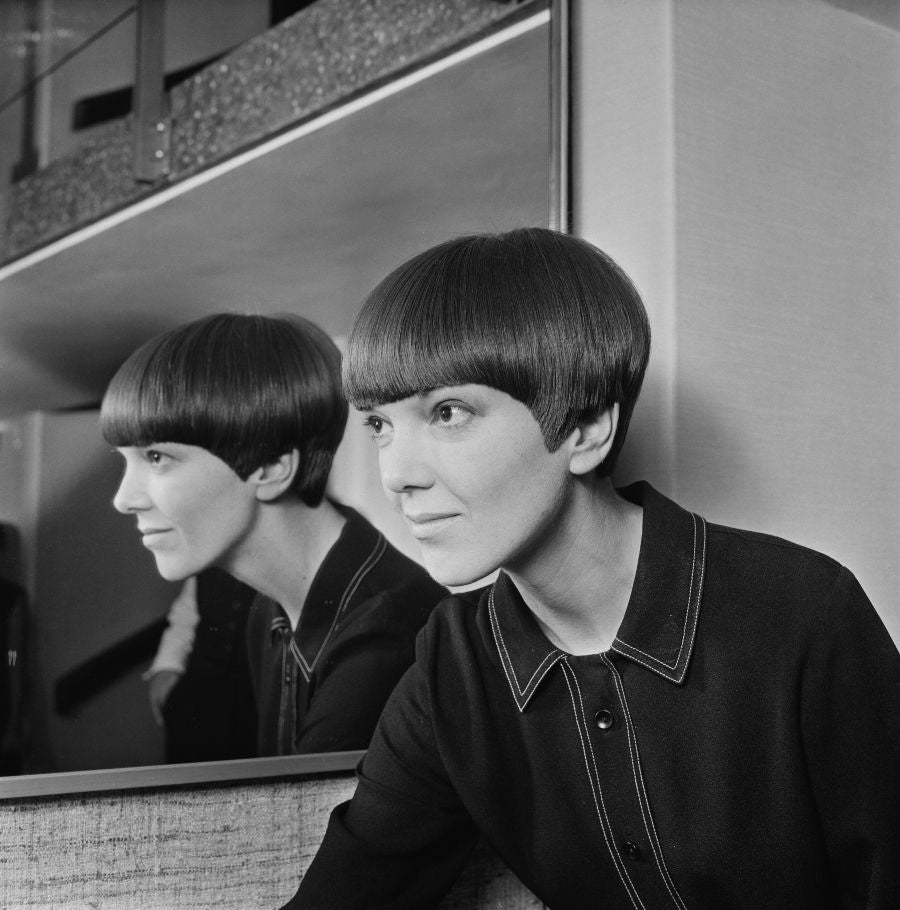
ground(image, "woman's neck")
xmin=225 ymin=497 xmax=347 ymax=629
xmin=506 ymin=480 xmax=643 ymax=656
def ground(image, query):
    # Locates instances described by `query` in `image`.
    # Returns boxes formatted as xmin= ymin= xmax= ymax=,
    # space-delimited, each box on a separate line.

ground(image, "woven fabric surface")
xmin=0 ymin=775 xmax=542 ymax=910
xmin=0 ymin=777 xmax=351 ymax=909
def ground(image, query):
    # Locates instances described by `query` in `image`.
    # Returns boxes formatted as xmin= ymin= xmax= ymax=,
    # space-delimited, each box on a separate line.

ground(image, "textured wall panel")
xmin=0 ymin=774 xmax=542 ymax=909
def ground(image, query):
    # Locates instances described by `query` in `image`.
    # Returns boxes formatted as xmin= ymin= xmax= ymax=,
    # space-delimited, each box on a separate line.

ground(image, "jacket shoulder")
xmin=707 ymin=521 xmax=847 ymax=583
xmin=701 ymin=520 xmax=876 ymax=640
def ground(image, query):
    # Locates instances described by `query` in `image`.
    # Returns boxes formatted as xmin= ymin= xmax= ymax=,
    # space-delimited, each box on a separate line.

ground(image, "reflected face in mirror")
xmin=100 ymin=313 xmax=445 ymax=764
xmin=112 ymin=443 xmax=260 ymax=582
xmin=362 ymin=385 xmax=575 ymax=588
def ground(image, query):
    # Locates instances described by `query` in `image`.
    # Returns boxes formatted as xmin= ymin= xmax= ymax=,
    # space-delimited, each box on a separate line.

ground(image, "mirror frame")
xmin=0 ymin=0 xmax=569 ymax=801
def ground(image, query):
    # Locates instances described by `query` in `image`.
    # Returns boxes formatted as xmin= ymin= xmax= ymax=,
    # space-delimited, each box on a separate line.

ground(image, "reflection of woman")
xmin=289 ymin=229 xmax=900 ymax=908
xmin=100 ymin=313 xmax=444 ymax=755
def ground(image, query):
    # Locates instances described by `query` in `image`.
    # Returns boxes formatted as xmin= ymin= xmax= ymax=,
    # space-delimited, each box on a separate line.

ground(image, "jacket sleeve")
xmin=800 ymin=567 xmax=900 ymax=910
xmin=280 ymin=623 xmax=479 ymax=909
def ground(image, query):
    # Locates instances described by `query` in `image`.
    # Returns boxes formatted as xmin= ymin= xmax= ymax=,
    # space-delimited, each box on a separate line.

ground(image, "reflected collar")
xmin=488 ymin=482 xmax=707 ymax=712
xmin=266 ymin=504 xmax=387 ymax=681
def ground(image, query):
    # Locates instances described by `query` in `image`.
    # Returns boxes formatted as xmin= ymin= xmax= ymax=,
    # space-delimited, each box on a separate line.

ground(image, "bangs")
xmin=100 ymin=335 xmax=193 ymax=448
xmin=344 ymin=236 xmax=543 ymax=411
xmin=99 ymin=325 xmax=265 ymax=466
xmin=101 ymin=312 xmax=347 ymax=503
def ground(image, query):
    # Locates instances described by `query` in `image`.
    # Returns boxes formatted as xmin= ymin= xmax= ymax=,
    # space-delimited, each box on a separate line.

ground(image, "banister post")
xmin=133 ymin=0 xmax=169 ymax=183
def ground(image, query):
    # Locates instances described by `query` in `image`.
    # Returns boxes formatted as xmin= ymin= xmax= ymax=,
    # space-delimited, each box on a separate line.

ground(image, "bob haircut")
xmin=344 ymin=227 xmax=650 ymax=476
xmin=101 ymin=312 xmax=347 ymax=506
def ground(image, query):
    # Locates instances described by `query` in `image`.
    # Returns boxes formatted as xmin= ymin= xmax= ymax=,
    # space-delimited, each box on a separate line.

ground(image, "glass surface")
xmin=0 ymin=10 xmax=557 ymax=798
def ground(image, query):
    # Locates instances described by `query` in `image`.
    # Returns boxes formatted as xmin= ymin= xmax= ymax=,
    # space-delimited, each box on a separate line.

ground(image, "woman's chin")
xmin=151 ymin=554 xmax=199 ymax=584
xmin=422 ymin=555 xmax=499 ymax=590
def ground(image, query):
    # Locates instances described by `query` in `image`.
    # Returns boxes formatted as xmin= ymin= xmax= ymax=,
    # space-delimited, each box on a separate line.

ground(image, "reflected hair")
xmin=344 ymin=227 xmax=650 ymax=476
xmin=101 ymin=313 xmax=347 ymax=505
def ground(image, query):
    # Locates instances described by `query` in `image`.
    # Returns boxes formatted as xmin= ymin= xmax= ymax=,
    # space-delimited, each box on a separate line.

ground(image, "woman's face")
xmin=112 ymin=443 xmax=259 ymax=581
xmin=362 ymin=384 xmax=576 ymax=587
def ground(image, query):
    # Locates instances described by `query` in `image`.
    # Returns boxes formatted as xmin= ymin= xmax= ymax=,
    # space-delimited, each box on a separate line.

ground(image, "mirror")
xmin=0 ymin=3 xmax=565 ymax=797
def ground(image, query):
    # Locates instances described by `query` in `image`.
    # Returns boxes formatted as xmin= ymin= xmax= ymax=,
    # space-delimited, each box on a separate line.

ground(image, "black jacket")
xmin=289 ymin=483 xmax=900 ymax=909
xmin=247 ymin=505 xmax=446 ymax=755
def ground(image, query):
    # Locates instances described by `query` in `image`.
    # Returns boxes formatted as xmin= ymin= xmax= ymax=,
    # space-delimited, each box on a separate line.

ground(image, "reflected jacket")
xmin=288 ymin=482 xmax=900 ymax=909
xmin=246 ymin=505 xmax=446 ymax=755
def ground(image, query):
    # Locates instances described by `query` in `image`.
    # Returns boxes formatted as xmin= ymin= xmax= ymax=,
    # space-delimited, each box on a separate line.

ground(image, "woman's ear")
xmin=249 ymin=449 xmax=301 ymax=502
xmin=567 ymin=404 xmax=619 ymax=476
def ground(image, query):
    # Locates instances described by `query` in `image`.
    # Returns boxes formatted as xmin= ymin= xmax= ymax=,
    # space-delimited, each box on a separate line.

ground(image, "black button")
xmin=594 ymin=709 xmax=615 ymax=731
xmin=622 ymin=840 xmax=641 ymax=861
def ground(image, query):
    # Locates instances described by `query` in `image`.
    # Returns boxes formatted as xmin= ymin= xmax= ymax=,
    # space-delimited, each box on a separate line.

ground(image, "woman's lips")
xmin=403 ymin=512 xmax=459 ymax=539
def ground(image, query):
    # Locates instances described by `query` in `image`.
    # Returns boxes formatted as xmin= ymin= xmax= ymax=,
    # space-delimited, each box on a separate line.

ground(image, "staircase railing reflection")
xmin=53 ymin=617 xmax=167 ymax=716
xmin=1 ymin=1 xmax=319 ymax=185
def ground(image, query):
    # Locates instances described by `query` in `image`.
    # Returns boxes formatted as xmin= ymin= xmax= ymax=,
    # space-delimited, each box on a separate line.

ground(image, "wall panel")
xmin=574 ymin=0 xmax=900 ymax=643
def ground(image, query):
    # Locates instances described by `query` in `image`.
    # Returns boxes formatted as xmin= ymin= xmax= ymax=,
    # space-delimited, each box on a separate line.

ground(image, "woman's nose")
xmin=112 ymin=465 xmax=149 ymax=514
xmin=379 ymin=433 xmax=433 ymax=495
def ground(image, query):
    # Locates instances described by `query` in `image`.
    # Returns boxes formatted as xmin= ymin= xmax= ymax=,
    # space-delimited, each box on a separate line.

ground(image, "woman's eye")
xmin=363 ymin=416 xmax=389 ymax=441
xmin=433 ymin=403 xmax=471 ymax=428
xmin=145 ymin=448 xmax=168 ymax=465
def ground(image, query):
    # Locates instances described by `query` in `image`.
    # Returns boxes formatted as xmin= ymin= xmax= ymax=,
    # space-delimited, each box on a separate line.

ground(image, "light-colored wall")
xmin=575 ymin=0 xmax=900 ymax=644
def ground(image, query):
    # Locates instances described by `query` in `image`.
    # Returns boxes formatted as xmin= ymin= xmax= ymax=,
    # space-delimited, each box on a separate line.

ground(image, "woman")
xmin=287 ymin=228 xmax=899 ymax=908
xmin=101 ymin=313 xmax=444 ymax=755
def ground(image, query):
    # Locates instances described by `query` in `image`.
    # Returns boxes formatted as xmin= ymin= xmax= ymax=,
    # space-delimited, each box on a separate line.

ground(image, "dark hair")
xmin=344 ymin=228 xmax=650 ymax=475
xmin=101 ymin=313 xmax=347 ymax=505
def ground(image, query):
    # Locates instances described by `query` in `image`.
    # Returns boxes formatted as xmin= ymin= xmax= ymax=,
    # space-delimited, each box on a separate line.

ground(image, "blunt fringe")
xmin=344 ymin=228 xmax=650 ymax=476
xmin=100 ymin=313 xmax=347 ymax=505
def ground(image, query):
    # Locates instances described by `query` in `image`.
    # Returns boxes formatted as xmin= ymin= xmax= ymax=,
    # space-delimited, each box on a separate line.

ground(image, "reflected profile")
xmin=100 ymin=313 xmax=446 ymax=758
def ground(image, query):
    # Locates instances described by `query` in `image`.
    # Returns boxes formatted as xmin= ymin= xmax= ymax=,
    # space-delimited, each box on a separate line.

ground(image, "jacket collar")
xmin=266 ymin=503 xmax=387 ymax=680
xmin=488 ymin=482 xmax=707 ymax=712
